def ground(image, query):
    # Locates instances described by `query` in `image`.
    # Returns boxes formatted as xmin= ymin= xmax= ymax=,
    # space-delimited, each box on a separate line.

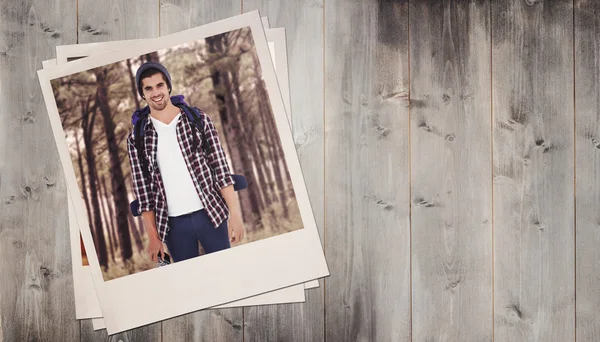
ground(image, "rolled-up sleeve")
xmin=202 ymin=112 xmax=234 ymax=190
xmin=127 ymin=132 xmax=155 ymax=212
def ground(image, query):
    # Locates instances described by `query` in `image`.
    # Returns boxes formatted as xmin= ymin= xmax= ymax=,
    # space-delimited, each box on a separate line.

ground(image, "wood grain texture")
xmin=78 ymin=0 xmax=159 ymax=42
xmin=575 ymin=0 xmax=600 ymax=340
xmin=492 ymin=0 xmax=575 ymax=341
xmin=410 ymin=1 xmax=493 ymax=340
xmin=159 ymin=1 xmax=243 ymax=340
xmin=0 ymin=1 xmax=79 ymax=341
xmin=3 ymin=2 xmax=599 ymax=340
xmin=76 ymin=0 xmax=161 ymax=340
xmin=80 ymin=319 xmax=161 ymax=342
xmin=324 ymin=0 xmax=411 ymax=341
xmin=241 ymin=1 xmax=325 ymax=341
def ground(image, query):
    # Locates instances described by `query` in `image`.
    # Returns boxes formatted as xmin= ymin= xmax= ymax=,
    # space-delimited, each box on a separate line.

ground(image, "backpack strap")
xmin=177 ymin=104 xmax=213 ymax=156
xmin=134 ymin=115 xmax=151 ymax=182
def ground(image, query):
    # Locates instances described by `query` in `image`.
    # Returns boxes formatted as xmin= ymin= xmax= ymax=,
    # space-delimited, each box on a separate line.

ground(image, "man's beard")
xmin=148 ymin=95 xmax=167 ymax=111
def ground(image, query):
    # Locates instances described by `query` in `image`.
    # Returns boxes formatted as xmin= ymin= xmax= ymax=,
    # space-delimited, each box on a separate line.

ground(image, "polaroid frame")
xmin=48 ymin=23 xmax=317 ymax=328
xmin=38 ymin=11 xmax=328 ymax=334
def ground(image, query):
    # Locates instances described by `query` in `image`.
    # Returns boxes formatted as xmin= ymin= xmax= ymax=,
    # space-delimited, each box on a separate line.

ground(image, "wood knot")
xmin=295 ymin=133 xmax=307 ymax=146
xmin=222 ymin=317 xmax=242 ymax=330
xmin=80 ymin=24 xmax=105 ymax=36
xmin=592 ymin=138 xmax=600 ymax=149
xmin=21 ymin=111 xmax=36 ymax=123
xmin=40 ymin=23 xmax=61 ymax=38
xmin=40 ymin=265 xmax=52 ymax=278
xmin=535 ymin=138 xmax=552 ymax=153
xmin=43 ymin=176 xmax=56 ymax=188
xmin=445 ymin=276 xmax=461 ymax=290
xmin=505 ymin=304 xmax=523 ymax=321
xmin=418 ymin=122 xmax=431 ymax=132
xmin=445 ymin=133 xmax=455 ymax=142
xmin=375 ymin=199 xmax=394 ymax=211
xmin=414 ymin=197 xmax=437 ymax=207
xmin=442 ymin=94 xmax=451 ymax=102
xmin=376 ymin=126 xmax=391 ymax=139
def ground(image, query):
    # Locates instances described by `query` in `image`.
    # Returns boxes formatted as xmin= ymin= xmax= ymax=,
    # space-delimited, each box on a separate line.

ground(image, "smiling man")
xmin=126 ymin=61 xmax=245 ymax=264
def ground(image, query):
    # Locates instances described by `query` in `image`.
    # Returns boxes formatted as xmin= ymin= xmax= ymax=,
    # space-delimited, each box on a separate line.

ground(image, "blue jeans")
xmin=165 ymin=209 xmax=230 ymax=262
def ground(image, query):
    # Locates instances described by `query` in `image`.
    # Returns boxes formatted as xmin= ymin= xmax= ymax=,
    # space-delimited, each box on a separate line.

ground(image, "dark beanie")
xmin=135 ymin=61 xmax=172 ymax=98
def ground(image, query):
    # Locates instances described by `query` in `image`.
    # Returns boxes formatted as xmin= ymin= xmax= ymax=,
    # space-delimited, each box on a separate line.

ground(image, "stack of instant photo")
xmin=37 ymin=11 xmax=328 ymax=334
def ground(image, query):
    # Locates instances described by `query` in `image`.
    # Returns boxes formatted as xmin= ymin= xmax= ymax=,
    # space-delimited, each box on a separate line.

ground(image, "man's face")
xmin=141 ymin=73 xmax=170 ymax=111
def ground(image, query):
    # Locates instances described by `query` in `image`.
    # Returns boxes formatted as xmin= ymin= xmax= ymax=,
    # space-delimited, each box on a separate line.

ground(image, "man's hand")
xmin=229 ymin=210 xmax=245 ymax=243
xmin=219 ymin=184 xmax=245 ymax=243
xmin=148 ymin=236 xmax=165 ymax=263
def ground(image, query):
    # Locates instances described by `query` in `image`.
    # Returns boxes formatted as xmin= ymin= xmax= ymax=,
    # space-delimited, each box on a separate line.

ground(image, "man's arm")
xmin=202 ymin=112 xmax=235 ymax=189
xmin=127 ymin=132 xmax=155 ymax=212
xmin=141 ymin=211 xmax=164 ymax=261
xmin=202 ymin=112 xmax=245 ymax=242
xmin=127 ymin=133 xmax=163 ymax=260
xmin=220 ymin=184 xmax=244 ymax=243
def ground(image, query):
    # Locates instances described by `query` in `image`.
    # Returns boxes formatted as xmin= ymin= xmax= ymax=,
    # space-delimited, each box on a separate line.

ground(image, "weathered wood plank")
xmin=492 ymin=0 xmax=575 ymax=341
xmin=575 ymin=0 xmax=600 ymax=340
xmin=241 ymin=1 xmax=325 ymax=341
xmin=0 ymin=1 xmax=79 ymax=341
xmin=76 ymin=0 xmax=162 ymax=340
xmin=80 ymin=319 xmax=160 ymax=342
xmin=78 ymin=0 xmax=159 ymax=42
xmin=324 ymin=0 xmax=410 ymax=341
xmin=159 ymin=1 xmax=243 ymax=340
xmin=410 ymin=1 xmax=493 ymax=340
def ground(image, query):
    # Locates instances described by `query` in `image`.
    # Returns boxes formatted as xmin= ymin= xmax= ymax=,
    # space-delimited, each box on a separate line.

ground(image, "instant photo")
xmin=49 ymin=24 xmax=317 ymax=325
xmin=38 ymin=11 xmax=328 ymax=334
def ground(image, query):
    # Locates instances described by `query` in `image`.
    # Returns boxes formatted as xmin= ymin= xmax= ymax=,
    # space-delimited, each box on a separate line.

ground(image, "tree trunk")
xmin=256 ymin=100 xmax=277 ymax=206
xmin=74 ymin=129 xmax=94 ymax=234
xmin=126 ymin=58 xmax=141 ymax=111
xmin=125 ymin=184 xmax=145 ymax=253
xmin=245 ymin=91 xmax=273 ymax=207
xmin=230 ymin=68 xmax=269 ymax=213
xmin=252 ymin=51 xmax=290 ymax=217
xmin=145 ymin=52 xmax=159 ymax=63
xmin=206 ymin=35 xmax=260 ymax=227
xmin=98 ymin=175 xmax=115 ymax=263
xmin=99 ymin=175 xmax=118 ymax=249
xmin=221 ymin=69 xmax=262 ymax=228
xmin=105 ymin=177 xmax=120 ymax=252
xmin=81 ymin=100 xmax=108 ymax=269
xmin=95 ymin=68 xmax=133 ymax=262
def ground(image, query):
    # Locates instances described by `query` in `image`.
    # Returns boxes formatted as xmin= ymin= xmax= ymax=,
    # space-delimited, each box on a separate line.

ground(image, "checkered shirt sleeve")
xmin=200 ymin=110 xmax=234 ymax=190
xmin=127 ymin=132 xmax=155 ymax=212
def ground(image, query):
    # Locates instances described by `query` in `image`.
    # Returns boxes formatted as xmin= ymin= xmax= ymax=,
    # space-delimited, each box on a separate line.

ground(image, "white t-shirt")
xmin=150 ymin=113 xmax=204 ymax=216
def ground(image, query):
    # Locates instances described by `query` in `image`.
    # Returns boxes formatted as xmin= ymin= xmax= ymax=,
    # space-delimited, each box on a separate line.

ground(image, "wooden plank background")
xmin=410 ymin=1 xmax=492 ymax=340
xmin=1 ymin=0 xmax=599 ymax=341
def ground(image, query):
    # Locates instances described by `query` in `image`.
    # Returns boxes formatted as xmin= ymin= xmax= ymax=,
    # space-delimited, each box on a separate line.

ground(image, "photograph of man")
xmin=51 ymin=27 xmax=306 ymax=281
xmin=127 ymin=61 xmax=245 ymax=264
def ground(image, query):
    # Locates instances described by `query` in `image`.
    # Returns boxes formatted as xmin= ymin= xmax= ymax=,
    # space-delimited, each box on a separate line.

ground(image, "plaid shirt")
xmin=127 ymin=108 xmax=234 ymax=243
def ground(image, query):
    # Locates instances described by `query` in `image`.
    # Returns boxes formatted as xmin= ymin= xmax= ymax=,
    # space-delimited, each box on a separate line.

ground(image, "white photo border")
xmin=38 ymin=11 xmax=328 ymax=334
xmin=49 ymin=24 xmax=318 ymax=324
